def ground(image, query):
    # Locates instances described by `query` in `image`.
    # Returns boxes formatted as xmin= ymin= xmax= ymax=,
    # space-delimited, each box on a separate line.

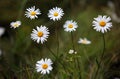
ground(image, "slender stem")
xmin=55 ymin=25 xmax=59 ymax=57
xmin=100 ymin=34 xmax=105 ymax=61
xmin=42 ymin=75 xmax=45 ymax=79
xmin=70 ymin=0 xmax=73 ymax=14
xmin=26 ymin=67 xmax=31 ymax=79
xmin=76 ymin=58 xmax=81 ymax=79
xmin=18 ymin=0 xmax=27 ymax=20
xmin=93 ymin=34 xmax=105 ymax=79
xmin=83 ymin=46 xmax=91 ymax=63
xmin=43 ymin=75 xmax=47 ymax=79
xmin=45 ymin=43 xmax=58 ymax=59
xmin=71 ymin=32 xmax=81 ymax=78
xmin=45 ymin=43 xmax=67 ymax=73
xmin=71 ymin=32 xmax=75 ymax=50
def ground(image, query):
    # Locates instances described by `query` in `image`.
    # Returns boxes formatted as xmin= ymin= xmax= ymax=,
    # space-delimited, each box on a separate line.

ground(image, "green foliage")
xmin=0 ymin=0 xmax=120 ymax=79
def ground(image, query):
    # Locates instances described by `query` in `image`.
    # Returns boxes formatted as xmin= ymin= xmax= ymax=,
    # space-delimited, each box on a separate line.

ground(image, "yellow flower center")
xmin=54 ymin=12 xmax=58 ymax=17
xmin=37 ymin=32 xmax=43 ymax=37
xmin=68 ymin=24 xmax=73 ymax=28
xmin=14 ymin=23 xmax=18 ymax=27
xmin=30 ymin=11 xmax=36 ymax=16
xmin=82 ymin=40 xmax=87 ymax=44
xmin=42 ymin=64 xmax=48 ymax=69
xmin=99 ymin=21 xmax=106 ymax=27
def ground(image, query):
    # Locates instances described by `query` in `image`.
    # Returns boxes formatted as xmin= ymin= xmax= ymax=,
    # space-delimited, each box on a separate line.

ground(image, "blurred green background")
xmin=0 ymin=0 xmax=120 ymax=79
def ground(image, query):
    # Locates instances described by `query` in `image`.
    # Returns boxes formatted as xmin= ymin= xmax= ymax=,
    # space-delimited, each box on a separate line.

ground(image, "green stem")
xmin=93 ymin=34 xmax=105 ymax=79
xmin=45 ymin=43 xmax=58 ymax=59
xmin=26 ymin=67 xmax=31 ymax=79
xmin=71 ymin=32 xmax=75 ymax=50
xmin=76 ymin=58 xmax=81 ymax=79
xmin=55 ymin=25 xmax=59 ymax=57
xmin=45 ymin=43 xmax=67 ymax=73
xmin=83 ymin=46 xmax=91 ymax=63
xmin=18 ymin=0 xmax=27 ymax=20
xmin=71 ymin=32 xmax=81 ymax=78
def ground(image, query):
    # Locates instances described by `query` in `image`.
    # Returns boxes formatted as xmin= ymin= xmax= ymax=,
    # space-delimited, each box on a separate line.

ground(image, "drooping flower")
xmin=10 ymin=21 xmax=21 ymax=29
xmin=48 ymin=7 xmax=64 ymax=21
xmin=31 ymin=25 xmax=49 ymax=44
xmin=92 ymin=15 xmax=112 ymax=33
xmin=0 ymin=27 xmax=5 ymax=37
xmin=63 ymin=20 xmax=78 ymax=32
xmin=25 ymin=6 xmax=41 ymax=19
xmin=78 ymin=38 xmax=91 ymax=45
xmin=36 ymin=58 xmax=53 ymax=75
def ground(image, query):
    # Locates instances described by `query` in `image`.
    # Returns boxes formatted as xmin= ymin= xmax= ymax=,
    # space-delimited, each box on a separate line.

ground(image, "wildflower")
xmin=10 ymin=21 xmax=21 ymax=29
xmin=78 ymin=38 xmax=91 ymax=44
xmin=48 ymin=7 xmax=64 ymax=21
xmin=31 ymin=25 xmax=49 ymax=44
xmin=68 ymin=49 xmax=77 ymax=54
xmin=92 ymin=15 xmax=112 ymax=33
xmin=69 ymin=49 xmax=74 ymax=54
xmin=25 ymin=6 xmax=41 ymax=19
xmin=63 ymin=20 xmax=78 ymax=32
xmin=36 ymin=58 xmax=53 ymax=75
xmin=0 ymin=27 xmax=5 ymax=37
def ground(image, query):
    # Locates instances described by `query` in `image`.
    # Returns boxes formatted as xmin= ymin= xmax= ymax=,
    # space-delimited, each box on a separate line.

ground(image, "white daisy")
xmin=63 ymin=20 xmax=78 ymax=32
xmin=92 ymin=15 xmax=112 ymax=33
xmin=10 ymin=21 xmax=21 ymax=29
xmin=74 ymin=51 xmax=77 ymax=54
xmin=68 ymin=49 xmax=77 ymax=54
xmin=78 ymin=38 xmax=91 ymax=45
xmin=31 ymin=25 xmax=49 ymax=44
xmin=69 ymin=49 xmax=74 ymax=54
xmin=48 ymin=7 xmax=64 ymax=21
xmin=25 ymin=6 xmax=41 ymax=19
xmin=36 ymin=58 xmax=53 ymax=75
xmin=0 ymin=27 xmax=5 ymax=37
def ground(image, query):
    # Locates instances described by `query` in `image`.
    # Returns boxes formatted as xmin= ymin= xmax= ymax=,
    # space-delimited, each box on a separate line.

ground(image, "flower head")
xmin=36 ymin=58 xmax=53 ymax=75
xmin=48 ymin=7 xmax=64 ymax=21
xmin=78 ymin=38 xmax=91 ymax=45
xmin=10 ymin=21 xmax=21 ymax=29
xmin=31 ymin=25 xmax=49 ymax=44
xmin=63 ymin=20 xmax=78 ymax=32
xmin=0 ymin=27 xmax=5 ymax=37
xmin=69 ymin=49 xmax=77 ymax=54
xmin=25 ymin=6 xmax=41 ymax=19
xmin=92 ymin=15 xmax=112 ymax=33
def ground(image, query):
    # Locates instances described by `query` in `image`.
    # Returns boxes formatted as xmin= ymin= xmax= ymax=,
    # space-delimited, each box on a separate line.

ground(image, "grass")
xmin=0 ymin=0 xmax=120 ymax=79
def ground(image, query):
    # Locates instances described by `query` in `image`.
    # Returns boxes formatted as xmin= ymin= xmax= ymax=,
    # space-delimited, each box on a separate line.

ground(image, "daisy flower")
xmin=48 ymin=7 xmax=64 ymax=21
xmin=63 ymin=20 xmax=78 ymax=32
xmin=69 ymin=49 xmax=74 ymax=54
xmin=78 ymin=38 xmax=91 ymax=45
xmin=0 ymin=27 xmax=5 ymax=37
xmin=25 ymin=6 xmax=41 ymax=19
xmin=31 ymin=25 xmax=49 ymax=44
xmin=92 ymin=15 xmax=112 ymax=33
xmin=36 ymin=58 xmax=53 ymax=75
xmin=10 ymin=21 xmax=21 ymax=29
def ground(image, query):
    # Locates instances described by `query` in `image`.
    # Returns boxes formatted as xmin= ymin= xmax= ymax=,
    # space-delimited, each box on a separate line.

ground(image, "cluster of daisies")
xmin=9 ymin=6 xmax=112 ymax=75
